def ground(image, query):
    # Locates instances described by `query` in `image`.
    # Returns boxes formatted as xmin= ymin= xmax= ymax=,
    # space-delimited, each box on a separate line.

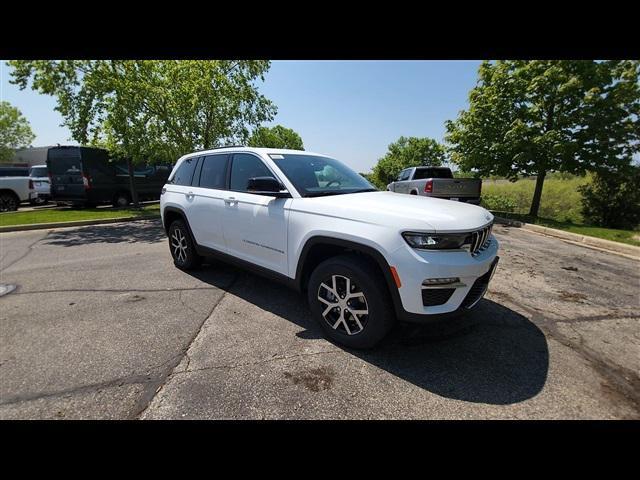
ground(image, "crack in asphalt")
xmin=0 ymin=372 xmax=153 ymax=407
xmin=11 ymin=287 xmax=220 ymax=295
xmin=0 ymin=230 xmax=51 ymax=273
xmin=133 ymin=273 xmax=240 ymax=420
xmin=496 ymin=295 xmax=640 ymax=417
xmin=174 ymin=349 xmax=343 ymax=376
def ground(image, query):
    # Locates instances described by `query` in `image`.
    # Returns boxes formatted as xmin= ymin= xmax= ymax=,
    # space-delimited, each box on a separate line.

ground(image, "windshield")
xmin=270 ymin=154 xmax=376 ymax=197
xmin=29 ymin=167 xmax=48 ymax=177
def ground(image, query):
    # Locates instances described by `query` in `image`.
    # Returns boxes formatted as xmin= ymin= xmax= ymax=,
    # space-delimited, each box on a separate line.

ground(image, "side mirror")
xmin=246 ymin=176 xmax=290 ymax=198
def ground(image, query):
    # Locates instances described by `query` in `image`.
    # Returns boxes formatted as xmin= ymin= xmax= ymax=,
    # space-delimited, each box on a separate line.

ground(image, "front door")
xmin=221 ymin=153 xmax=289 ymax=275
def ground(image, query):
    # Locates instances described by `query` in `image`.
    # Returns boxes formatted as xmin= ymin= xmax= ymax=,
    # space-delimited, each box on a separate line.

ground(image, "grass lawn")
xmin=492 ymin=211 xmax=640 ymax=247
xmin=0 ymin=203 xmax=160 ymax=227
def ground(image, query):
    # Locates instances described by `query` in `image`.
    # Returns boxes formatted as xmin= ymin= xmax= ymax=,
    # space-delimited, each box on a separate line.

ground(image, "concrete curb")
xmin=494 ymin=215 xmax=640 ymax=260
xmin=0 ymin=215 xmax=160 ymax=233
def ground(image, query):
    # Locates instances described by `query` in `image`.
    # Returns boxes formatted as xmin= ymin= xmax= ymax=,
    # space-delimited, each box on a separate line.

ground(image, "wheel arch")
xmin=162 ymin=206 xmax=194 ymax=237
xmin=294 ymin=236 xmax=403 ymax=317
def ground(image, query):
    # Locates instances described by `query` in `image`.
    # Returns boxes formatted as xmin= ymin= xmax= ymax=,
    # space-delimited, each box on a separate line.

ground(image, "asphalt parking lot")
xmin=1 ymin=219 xmax=638 ymax=419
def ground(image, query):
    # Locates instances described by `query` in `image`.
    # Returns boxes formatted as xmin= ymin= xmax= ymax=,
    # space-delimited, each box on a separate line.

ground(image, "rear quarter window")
xmin=170 ymin=157 xmax=199 ymax=186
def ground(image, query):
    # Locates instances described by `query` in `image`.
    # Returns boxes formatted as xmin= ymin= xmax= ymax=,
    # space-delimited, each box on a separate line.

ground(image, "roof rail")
xmin=191 ymin=145 xmax=246 ymax=154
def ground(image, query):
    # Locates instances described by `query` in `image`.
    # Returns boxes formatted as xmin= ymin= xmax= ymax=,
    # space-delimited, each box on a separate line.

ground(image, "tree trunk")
xmin=127 ymin=158 xmax=140 ymax=209
xmin=529 ymin=169 xmax=546 ymax=217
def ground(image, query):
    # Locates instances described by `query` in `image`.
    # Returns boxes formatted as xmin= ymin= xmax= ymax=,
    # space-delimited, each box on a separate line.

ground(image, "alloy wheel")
xmin=317 ymin=274 xmax=369 ymax=335
xmin=171 ymin=228 xmax=188 ymax=264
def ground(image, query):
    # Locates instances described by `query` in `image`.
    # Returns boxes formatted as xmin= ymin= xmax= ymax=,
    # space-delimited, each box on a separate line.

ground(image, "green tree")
xmin=8 ymin=60 xmax=276 ymax=206
xmin=579 ymin=167 xmax=640 ymax=229
xmin=446 ymin=60 xmax=640 ymax=217
xmin=371 ymin=136 xmax=445 ymax=189
xmin=0 ymin=101 xmax=35 ymax=162
xmin=248 ymin=125 xmax=304 ymax=149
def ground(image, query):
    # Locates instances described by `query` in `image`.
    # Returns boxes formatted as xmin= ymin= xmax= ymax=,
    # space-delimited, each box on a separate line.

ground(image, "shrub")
xmin=481 ymin=194 xmax=517 ymax=212
xmin=481 ymin=175 xmax=589 ymax=223
xmin=579 ymin=167 xmax=640 ymax=229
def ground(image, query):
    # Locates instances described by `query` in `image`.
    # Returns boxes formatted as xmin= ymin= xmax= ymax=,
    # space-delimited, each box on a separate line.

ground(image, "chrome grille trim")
xmin=469 ymin=222 xmax=493 ymax=256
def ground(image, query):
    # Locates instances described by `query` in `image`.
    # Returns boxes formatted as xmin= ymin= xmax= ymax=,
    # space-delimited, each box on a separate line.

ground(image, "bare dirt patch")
xmin=284 ymin=367 xmax=335 ymax=392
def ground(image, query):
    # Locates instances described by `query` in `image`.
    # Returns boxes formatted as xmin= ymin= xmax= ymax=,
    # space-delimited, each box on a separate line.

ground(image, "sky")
xmin=0 ymin=60 xmax=482 ymax=172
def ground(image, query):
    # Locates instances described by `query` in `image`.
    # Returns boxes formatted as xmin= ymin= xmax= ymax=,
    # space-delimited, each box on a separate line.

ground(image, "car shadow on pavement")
xmin=43 ymin=219 xmax=166 ymax=247
xmin=188 ymin=264 xmax=549 ymax=406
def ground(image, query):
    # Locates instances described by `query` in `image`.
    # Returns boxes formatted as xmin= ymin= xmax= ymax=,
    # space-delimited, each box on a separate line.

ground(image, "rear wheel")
xmin=307 ymin=254 xmax=395 ymax=349
xmin=168 ymin=220 xmax=202 ymax=270
xmin=0 ymin=192 xmax=19 ymax=212
xmin=113 ymin=191 xmax=131 ymax=208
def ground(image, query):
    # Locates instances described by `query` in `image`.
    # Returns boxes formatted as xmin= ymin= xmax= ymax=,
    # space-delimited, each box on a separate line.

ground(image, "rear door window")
xmin=170 ymin=157 xmax=199 ymax=186
xmin=198 ymin=154 xmax=228 ymax=189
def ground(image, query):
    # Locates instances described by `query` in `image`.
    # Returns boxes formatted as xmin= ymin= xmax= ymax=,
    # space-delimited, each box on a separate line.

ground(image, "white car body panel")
xmin=161 ymin=147 xmax=499 ymax=317
xmin=0 ymin=176 xmax=36 ymax=202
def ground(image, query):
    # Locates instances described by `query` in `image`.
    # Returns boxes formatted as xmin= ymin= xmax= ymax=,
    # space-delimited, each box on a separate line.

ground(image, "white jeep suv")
xmin=160 ymin=147 xmax=499 ymax=348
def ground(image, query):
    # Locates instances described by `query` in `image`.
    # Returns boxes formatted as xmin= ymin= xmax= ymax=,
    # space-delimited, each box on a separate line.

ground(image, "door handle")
xmin=224 ymin=197 xmax=237 ymax=206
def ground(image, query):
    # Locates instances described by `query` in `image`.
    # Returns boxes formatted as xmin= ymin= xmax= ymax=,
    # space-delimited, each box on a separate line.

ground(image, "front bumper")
xmin=391 ymin=236 xmax=499 ymax=322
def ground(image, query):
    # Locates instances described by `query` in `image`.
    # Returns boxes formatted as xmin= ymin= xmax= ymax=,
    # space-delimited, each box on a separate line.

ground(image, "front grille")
xmin=422 ymin=288 xmax=456 ymax=307
xmin=467 ymin=223 xmax=493 ymax=256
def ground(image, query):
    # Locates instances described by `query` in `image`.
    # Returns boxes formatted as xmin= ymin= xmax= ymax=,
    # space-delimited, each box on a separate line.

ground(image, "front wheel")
xmin=168 ymin=220 xmax=202 ymax=270
xmin=307 ymin=254 xmax=395 ymax=349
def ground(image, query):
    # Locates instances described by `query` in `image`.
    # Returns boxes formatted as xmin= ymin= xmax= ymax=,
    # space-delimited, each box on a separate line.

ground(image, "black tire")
xmin=409 ymin=190 xmax=418 ymax=195
xmin=307 ymin=254 xmax=395 ymax=349
xmin=113 ymin=191 xmax=131 ymax=208
xmin=0 ymin=192 xmax=19 ymax=212
xmin=168 ymin=220 xmax=203 ymax=271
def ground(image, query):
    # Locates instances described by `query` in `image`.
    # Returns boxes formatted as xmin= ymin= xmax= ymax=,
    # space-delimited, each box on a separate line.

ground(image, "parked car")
xmin=387 ymin=166 xmax=482 ymax=204
xmin=28 ymin=164 xmax=51 ymax=205
xmin=160 ymin=147 xmax=499 ymax=349
xmin=0 ymin=167 xmax=36 ymax=211
xmin=46 ymin=146 xmax=171 ymax=207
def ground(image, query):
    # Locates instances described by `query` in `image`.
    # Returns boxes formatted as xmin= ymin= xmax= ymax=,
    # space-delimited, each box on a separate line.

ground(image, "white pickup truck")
xmin=0 ymin=166 xmax=37 ymax=211
xmin=387 ymin=166 xmax=482 ymax=205
xmin=161 ymin=148 xmax=499 ymax=348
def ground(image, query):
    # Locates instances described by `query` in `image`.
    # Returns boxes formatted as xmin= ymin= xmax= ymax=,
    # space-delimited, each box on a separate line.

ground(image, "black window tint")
xmin=171 ymin=157 xmax=199 ymax=186
xmin=230 ymin=154 xmax=272 ymax=192
xmin=199 ymin=154 xmax=228 ymax=189
xmin=413 ymin=168 xmax=453 ymax=180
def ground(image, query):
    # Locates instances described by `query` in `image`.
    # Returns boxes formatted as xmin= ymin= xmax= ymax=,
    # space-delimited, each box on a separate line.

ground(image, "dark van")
xmin=47 ymin=146 xmax=171 ymax=207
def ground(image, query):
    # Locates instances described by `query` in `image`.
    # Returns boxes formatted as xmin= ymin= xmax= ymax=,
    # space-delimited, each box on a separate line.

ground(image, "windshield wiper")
xmin=349 ymin=188 xmax=378 ymax=193
xmin=305 ymin=188 xmax=378 ymax=198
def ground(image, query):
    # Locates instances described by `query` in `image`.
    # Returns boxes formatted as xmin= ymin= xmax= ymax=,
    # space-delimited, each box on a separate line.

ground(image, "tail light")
xmin=82 ymin=173 xmax=91 ymax=190
xmin=28 ymin=179 xmax=34 ymax=190
xmin=424 ymin=179 xmax=433 ymax=193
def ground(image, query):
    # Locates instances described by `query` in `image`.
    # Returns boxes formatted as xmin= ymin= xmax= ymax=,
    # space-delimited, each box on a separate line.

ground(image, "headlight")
xmin=402 ymin=232 xmax=469 ymax=250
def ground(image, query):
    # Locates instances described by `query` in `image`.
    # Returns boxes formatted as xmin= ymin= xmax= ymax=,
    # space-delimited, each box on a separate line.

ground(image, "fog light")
xmin=422 ymin=277 xmax=460 ymax=286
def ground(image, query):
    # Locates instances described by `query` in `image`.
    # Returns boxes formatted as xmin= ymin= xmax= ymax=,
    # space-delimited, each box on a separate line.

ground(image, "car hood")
xmin=292 ymin=191 xmax=493 ymax=232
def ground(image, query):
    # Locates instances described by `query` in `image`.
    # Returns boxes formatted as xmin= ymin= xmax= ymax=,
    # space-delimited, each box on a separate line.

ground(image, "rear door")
xmin=187 ymin=154 xmax=229 ymax=253
xmin=47 ymin=147 xmax=86 ymax=201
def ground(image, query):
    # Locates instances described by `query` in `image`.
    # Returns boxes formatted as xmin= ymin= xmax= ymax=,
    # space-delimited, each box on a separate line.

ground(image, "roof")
xmin=179 ymin=146 xmax=325 ymax=160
